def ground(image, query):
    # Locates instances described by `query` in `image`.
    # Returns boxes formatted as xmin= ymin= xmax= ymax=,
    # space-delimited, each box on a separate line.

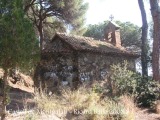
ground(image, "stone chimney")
xmin=104 ymin=21 xmax=121 ymax=47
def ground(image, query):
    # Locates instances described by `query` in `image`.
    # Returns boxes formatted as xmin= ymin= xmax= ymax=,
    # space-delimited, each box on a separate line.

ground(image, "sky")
xmin=84 ymin=0 xmax=151 ymax=27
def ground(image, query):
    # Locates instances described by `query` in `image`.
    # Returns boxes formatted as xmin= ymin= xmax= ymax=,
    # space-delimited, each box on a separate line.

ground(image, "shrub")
xmin=92 ymin=84 xmax=104 ymax=94
xmin=135 ymin=78 xmax=160 ymax=107
xmin=109 ymin=61 xmax=137 ymax=97
xmin=108 ymin=61 xmax=160 ymax=107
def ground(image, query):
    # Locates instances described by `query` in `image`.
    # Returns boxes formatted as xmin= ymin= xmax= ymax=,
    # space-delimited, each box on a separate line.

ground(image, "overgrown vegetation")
xmin=0 ymin=0 xmax=160 ymax=119
xmin=136 ymin=78 xmax=160 ymax=107
xmin=0 ymin=0 xmax=39 ymax=119
xmin=91 ymin=61 xmax=160 ymax=108
xmin=109 ymin=61 xmax=137 ymax=97
xmin=23 ymin=86 xmax=136 ymax=120
xmin=1 ymin=61 xmax=160 ymax=120
xmin=106 ymin=61 xmax=160 ymax=107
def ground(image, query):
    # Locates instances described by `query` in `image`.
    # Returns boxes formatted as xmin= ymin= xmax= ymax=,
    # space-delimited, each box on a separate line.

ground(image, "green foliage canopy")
xmin=24 ymin=0 xmax=88 ymax=40
xmin=0 ymin=0 xmax=39 ymax=119
xmin=0 ymin=0 xmax=39 ymax=70
xmin=84 ymin=21 xmax=141 ymax=51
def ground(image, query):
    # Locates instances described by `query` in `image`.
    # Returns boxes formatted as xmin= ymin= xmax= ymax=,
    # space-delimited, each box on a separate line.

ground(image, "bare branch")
xmin=24 ymin=0 xmax=36 ymax=12
xmin=30 ymin=6 xmax=39 ymax=28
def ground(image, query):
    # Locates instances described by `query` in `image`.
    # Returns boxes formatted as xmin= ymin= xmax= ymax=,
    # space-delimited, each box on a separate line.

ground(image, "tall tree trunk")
xmin=138 ymin=0 xmax=148 ymax=79
xmin=39 ymin=0 xmax=44 ymax=54
xmin=1 ymin=69 xmax=8 ymax=120
xmin=150 ymin=0 xmax=160 ymax=82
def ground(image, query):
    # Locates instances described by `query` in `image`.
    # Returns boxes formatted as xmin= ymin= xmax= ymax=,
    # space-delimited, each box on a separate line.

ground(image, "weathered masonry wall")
xmin=78 ymin=52 xmax=135 ymax=82
xmin=39 ymin=52 xmax=75 ymax=89
xmin=37 ymin=51 xmax=136 ymax=89
xmin=35 ymin=37 xmax=136 ymax=91
xmin=35 ymin=38 xmax=76 ymax=90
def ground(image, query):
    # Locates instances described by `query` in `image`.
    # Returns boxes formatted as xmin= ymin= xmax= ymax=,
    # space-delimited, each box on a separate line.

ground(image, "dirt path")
xmin=135 ymin=109 xmax=160 ymax=120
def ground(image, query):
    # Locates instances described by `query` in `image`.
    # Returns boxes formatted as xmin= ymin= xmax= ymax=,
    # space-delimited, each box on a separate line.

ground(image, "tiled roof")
xmin=109 ymin=21 xmax=120 ymax=29
xmin=45 ymin=32 xmax=139 ymax=57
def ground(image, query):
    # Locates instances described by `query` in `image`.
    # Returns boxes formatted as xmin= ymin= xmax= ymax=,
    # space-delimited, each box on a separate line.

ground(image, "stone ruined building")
xmin=34 ymin=21 xmax=139 ymax=90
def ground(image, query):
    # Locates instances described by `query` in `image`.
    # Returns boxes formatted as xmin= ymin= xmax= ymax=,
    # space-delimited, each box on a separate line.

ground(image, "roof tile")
xmin=44 ymin=32 xmax=139 ymax=57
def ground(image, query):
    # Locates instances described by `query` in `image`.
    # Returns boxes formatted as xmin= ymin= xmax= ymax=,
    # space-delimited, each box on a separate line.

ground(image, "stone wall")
xmin=34 ymin=38 xmax=76 ymax=90
xmin=78 ymin=52 xmax=135 ymax=82
xmin=36 ymin=52 xmax=74 ymax=90
xmin=35 ymin=38 xmax=136 ymax=91
xmin=36 ymin=51 xmax=136 ymax=90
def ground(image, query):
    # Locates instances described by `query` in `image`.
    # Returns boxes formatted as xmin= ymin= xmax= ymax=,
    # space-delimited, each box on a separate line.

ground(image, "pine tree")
xmin=138 ymin=0 xmax=149 ymax=79
xmin=24 ymin=0 xmax=88 ymax=52
xmin=149 ymin=0 xmax=160 ymax=82
xmin=0 ymin=0 xmax=39 ymax=119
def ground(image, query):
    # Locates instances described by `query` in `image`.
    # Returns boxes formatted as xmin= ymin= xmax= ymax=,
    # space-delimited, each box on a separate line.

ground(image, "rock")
xmin=84 ymin=57 xmax=88 ymax=62
xmin=62 ymin=81 xmax=68 ymax=86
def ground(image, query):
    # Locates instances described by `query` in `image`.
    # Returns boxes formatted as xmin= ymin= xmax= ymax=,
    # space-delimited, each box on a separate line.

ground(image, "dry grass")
xmin=119 ymin=95 xmax=136 ymax=120
xmin=29 ymin=86 xmax=137 ymax=120
xmin=34 ymin=89 xmax=62 ymax=113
